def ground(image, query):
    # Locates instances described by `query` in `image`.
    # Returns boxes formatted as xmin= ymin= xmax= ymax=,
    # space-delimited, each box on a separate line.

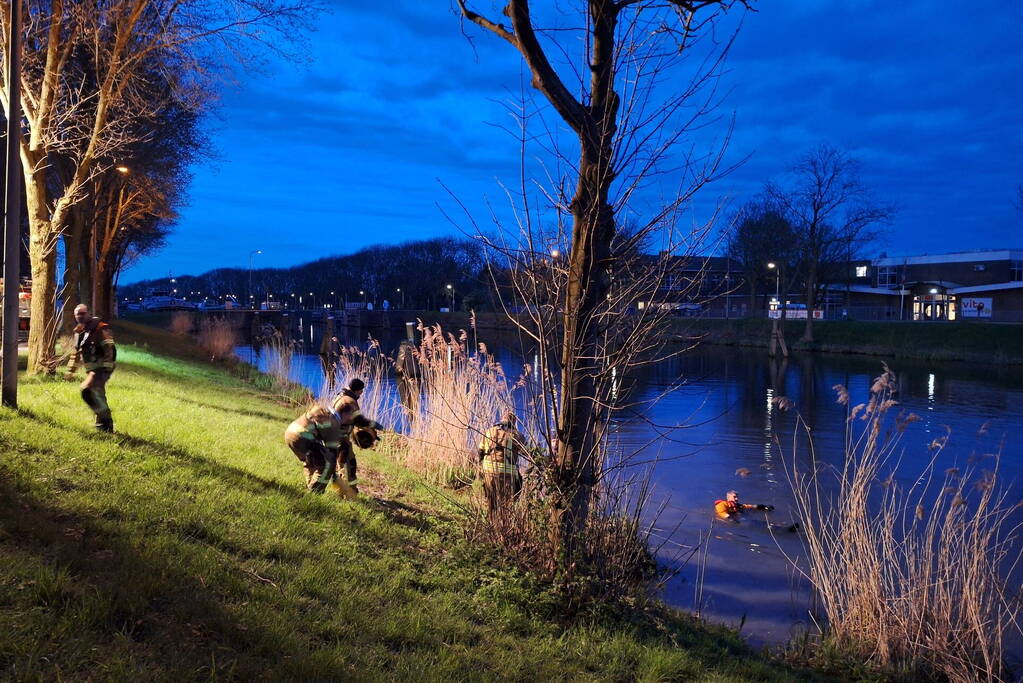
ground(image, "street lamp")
xmin=359 ymin=290 xmax=366 ymax=307
xmin=396 ymin=288 xmax=404 ymax=309
xmin=446 ymin=283 xmax=454 ymax=311
xmin=248 ymin=249 xmax=262 ymax=309
xmin=767 ymin=262 xmax=780 ymax=310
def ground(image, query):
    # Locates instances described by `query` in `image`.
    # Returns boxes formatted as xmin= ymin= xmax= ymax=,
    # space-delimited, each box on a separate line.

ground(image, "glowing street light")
xmin=446 ymin=283 xmax=454 ymax=311
xmin=248 ymin=249 xmax=262 ymax=309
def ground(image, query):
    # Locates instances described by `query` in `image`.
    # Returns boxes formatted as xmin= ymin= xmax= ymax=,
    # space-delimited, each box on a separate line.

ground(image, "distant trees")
xmin=725 ymin=197 xmax=797 ymax=313
xmin=120 ymin=237 xmax=489 ymax=311
xmin=767 ymin=144 xmax=893 ymax=343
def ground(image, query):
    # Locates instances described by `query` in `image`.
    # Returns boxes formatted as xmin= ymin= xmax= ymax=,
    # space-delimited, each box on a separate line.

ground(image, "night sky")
xmin=123 ymin=0 xmax=1023 ymax=283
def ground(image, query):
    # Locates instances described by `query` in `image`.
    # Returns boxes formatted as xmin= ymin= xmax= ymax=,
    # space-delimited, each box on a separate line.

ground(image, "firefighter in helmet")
xmin=66 ymin=304 xmax=117 ymax=432
xmin=477 ymin=411 xmax=525 ymax=514
xmin=331 ymin=378 xmax=383 ymax=494
xmin=284 ymin=404 xmax=348 ymax=494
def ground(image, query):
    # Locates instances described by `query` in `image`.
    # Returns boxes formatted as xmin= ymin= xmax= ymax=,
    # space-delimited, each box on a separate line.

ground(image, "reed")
xmin=168 ymin=311 xmax=194 ymax=336
xmin=782 ymin=365 xmax=1023 ymax=682
xmin=195 ymin=316 xmax=237 ymax=362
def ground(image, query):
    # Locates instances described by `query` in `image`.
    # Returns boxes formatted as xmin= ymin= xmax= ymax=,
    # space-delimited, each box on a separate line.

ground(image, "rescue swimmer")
xmin=714 ymin=490 xmax=774 ymax=520
xmin=330 ymin=378 xmax=383 ymax=494
xmin=66 ymin=304 xmax=117 ymax=432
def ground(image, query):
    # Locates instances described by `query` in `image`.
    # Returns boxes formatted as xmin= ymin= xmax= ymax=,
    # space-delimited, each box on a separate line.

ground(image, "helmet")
xmin=352 ymin=425 xmax=378 ymax=449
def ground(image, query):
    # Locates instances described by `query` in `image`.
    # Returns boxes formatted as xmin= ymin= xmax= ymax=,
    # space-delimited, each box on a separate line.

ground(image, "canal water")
xmin=239 ymin=318 xmax=1023 ymax=651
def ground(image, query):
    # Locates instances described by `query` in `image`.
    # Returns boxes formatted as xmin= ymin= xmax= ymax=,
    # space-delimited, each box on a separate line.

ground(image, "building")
xmin=831 ymin=249 xmax=1023 ymax=322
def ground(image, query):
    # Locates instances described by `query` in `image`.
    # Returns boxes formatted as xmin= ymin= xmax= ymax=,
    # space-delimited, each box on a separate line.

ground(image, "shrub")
xmin=783 ymin=365 xmax=1022 ymax=682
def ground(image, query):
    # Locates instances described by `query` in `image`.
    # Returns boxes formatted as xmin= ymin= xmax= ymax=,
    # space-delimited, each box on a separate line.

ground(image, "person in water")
xmin=714 ymin=490 xmax=774 ymax=520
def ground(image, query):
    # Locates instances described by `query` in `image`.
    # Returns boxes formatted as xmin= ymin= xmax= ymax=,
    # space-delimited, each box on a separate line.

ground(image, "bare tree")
xmin=768 ymin=144 xmax=893 ymax=343
xmin=725 ymin=195 xmax=797 ymax=315
xmin=456 ymin=0 xmax=748 ymax=574
xmin=1 ymin=0 xmax=314 ymax=373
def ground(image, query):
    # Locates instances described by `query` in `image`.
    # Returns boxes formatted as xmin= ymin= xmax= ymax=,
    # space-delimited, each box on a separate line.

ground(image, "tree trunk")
xmin=94 ymin=258 xmax=115 ymax=321
xmin=27 ymin=231 xmax=58 ymax=374
xmin=802 ymin=263 xmax=817 ymax=342
xmin=548 ymin=0 xmax=618 ymax=572
xmin=60 ymin=206 xmax=89 ymax=334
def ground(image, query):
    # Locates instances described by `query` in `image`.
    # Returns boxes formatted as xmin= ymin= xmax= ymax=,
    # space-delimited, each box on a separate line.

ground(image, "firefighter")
xmin=66 ymin=304 xmax=117 ymax=432
xmin=714 ymin=490 xmax=774 ymax=520
xmin=330 ymin=378 xmax=383 ymax=494
xmin=284 ymin=403 xmax=350 ymax=495
xmin=477 ymin=411 xmax=525 ymax=514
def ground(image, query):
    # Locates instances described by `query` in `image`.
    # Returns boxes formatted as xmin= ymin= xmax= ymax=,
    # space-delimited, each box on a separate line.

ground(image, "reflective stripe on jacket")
xmin=71 ymin=318 xmax=116 ymax=372
xmin=331 ymin=392 xmax=363 ymax=436
xmin=286 ymin=406 xmax=343 ymax=449
xmin=479 ymin=423 xmax=522 ymax=475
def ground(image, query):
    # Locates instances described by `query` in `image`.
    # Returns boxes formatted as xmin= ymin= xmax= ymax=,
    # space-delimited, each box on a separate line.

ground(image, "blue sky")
xmin=124 ymin=0 xmax=1023 ymax=283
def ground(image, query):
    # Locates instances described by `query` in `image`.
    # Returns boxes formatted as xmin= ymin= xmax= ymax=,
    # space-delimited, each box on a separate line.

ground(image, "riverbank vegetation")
xmin=0 ymin=322 xmax=816 ymax=681
xmin=669 ymin=318 xmax=1023 ymax=364
xmin=782 ymin=366 xmax=1023 ymax=681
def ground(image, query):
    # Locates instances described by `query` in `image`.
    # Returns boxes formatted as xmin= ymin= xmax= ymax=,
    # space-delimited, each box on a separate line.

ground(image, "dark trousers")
xmin=483 ymin=472 xmax=521 ymax=514
xmin=80 ymin=370 xmax=113 ymax=431
xmin=286 ymin=437 xmax=336 ymax=493
xmin=338 ymin=438 xmax=357 ymax=485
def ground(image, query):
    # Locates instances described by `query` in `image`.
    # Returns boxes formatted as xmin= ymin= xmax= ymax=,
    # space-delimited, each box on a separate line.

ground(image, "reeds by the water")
xmin=783 ymin=365 xmax=1023 ymax=682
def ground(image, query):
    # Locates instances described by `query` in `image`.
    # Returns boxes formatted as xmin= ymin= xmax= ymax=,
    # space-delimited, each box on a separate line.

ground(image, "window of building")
xmin=855 ymin=265 xmax=868 ymax=278
xmin=973 ymin=264 xmax=986 ymax=272
xmin=877 ymin=265 xmax=899 ymax=288
xmin=1011 ymin=260 xmax=1023 ymax=281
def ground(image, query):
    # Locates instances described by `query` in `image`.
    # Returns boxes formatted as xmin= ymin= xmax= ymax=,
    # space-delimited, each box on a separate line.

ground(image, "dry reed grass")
xmin=322 ymin=323 xmax=669 ymax=603
xmin=195 ymin=317 xmax=237 ymax=362
xmin=168 ymin=311 xmax=194 ymax=336
xmin=782 ymin=365 xmax=1023 ymax=682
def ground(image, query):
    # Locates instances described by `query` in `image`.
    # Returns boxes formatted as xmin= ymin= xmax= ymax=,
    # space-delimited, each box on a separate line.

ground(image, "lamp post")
xmin=359 ymin=290 xmax=366 ymax=308
xmin=767 ymin=262 xmax=780 ymax=312
xmin=248 ymin=249 xmax=262 ymax=309
xmin=446 ymin=283 xmax=454 ymax=311
xmin=396 ymin=288 xmax=404 ymax=309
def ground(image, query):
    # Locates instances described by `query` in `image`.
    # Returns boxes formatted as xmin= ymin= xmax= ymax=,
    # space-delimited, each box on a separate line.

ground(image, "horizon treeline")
xmin=118 ymin=237 xmax=492 ymax=311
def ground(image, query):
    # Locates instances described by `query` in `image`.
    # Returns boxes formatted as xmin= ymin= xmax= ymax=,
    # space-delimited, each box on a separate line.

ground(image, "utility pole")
xmin=2 ymin=0 xmax=23 ymax=408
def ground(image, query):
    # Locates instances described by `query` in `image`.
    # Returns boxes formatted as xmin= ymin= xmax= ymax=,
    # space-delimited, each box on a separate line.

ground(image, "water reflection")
xmin=239 ymin=318 xmax=1023 ymax=649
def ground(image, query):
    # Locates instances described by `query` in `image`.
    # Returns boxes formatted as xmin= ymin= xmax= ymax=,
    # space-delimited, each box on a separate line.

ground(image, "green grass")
xmin=0 ymin=324 xmax=821 ymax=681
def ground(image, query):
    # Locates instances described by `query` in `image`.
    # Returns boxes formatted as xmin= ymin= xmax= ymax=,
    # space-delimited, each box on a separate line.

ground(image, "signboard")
xmin=769 ymin=309 xmax=823 ymax=320
xmin=960 ymin=297 xmax=992 ymax=318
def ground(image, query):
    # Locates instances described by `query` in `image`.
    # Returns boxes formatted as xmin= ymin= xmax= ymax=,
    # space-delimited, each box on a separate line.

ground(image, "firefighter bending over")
xmin=66 ymin=304 xmax=117 ymax=432
xmin=477 ymin=411 xmax=525 ymax=514
xmin=330 ymin=378 xmax=383 ymax=495
xmin=714 ymin=490 xmax=774 ymax=520
xmin=284 ymin=404 xmax=348 ymax=494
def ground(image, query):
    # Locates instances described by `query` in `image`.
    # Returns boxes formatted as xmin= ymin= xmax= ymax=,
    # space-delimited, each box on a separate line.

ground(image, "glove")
xmin=756 ymin=504 xmax=775 ymax=511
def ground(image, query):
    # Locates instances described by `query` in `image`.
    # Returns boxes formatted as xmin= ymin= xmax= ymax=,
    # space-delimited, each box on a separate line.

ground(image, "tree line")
xmin=119 ymin=237 xmax=492 ymax=311
xmin=1 ymin=0 xmax=316 ymax=374
xmin=724 ymin=143 xmax=895 ymax=343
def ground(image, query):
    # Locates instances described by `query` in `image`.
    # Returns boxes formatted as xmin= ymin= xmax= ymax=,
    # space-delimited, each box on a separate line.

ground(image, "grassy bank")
xmin=0 ymin=322 xmax=818 ymax=681
xmin=668 ymin=318 xmax=1023 ymax=364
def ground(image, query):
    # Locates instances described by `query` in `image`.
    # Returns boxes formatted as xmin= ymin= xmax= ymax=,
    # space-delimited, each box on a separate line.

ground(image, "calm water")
xmin=240 ymin=319 xmax=1023 ymax=650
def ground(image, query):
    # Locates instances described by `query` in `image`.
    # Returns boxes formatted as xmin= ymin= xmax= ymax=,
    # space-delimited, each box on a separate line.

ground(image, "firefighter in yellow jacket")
xmin=284 ymin=404 xmax=348 ymax=494
xmin=66 ymin=304 xmax=117 ymax=432
xmin=477 ymin=411 xmax=524 ymax=514
xmin=330 ymin=378 xmax=383 ymax=494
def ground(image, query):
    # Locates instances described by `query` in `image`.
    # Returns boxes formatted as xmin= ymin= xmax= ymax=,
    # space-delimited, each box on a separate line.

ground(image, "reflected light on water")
xmin=928 ymin=373 xmax=936 ymax=409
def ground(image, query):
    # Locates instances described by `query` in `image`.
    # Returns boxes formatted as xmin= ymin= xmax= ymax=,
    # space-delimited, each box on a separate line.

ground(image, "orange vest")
xmin=715 ymin=499 xmax=741 ymax=516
